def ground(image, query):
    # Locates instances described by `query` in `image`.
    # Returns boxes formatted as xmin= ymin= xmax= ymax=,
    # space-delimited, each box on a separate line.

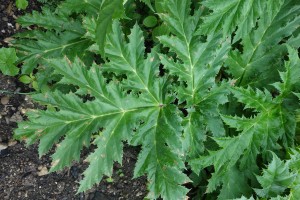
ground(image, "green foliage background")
xmin=1 ymin=0 xmax=300 ymax=199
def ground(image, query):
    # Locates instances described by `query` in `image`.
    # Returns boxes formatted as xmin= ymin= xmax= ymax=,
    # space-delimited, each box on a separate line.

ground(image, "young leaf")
xmin=143 ymin=16 xmax=158 ymax=28
xmin=0 ymin=48 xmax=19 ymax=76
xmin=16 ymin=0 xmax=28 ymax=10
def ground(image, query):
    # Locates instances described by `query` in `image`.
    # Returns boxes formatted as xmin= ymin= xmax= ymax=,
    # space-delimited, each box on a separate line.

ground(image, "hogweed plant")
xmin=1 ymin=0 xmax=300 ymax=199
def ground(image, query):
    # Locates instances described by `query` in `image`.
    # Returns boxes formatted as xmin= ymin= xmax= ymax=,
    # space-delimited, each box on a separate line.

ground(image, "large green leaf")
xmin=226 ymin=0 xmax=300 ymax=87
xmin=15 ymin=22 xmax=190 ymax=199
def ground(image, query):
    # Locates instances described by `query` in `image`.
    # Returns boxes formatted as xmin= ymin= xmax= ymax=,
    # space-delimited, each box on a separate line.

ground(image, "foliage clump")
xmin=1 ymin=0 xmax=300 ymax=199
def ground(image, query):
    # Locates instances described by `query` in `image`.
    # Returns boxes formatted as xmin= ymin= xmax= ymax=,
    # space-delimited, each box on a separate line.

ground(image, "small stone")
xmin=2 ymin=17 xmax=8 ymax=21
xmin=0 ymin=143 xmax=8 ymax=151
xmin=136 ymin=192 xmax=143 ymax=196
xmin=15 ymin=23 xmax=20 ymax=30
xmin=11 ymin=111 xmax=23 ymax=122
xmin=5 ymin=116 xmax=10 ymax=124
xmin=8 ymin=140 xmax=17 ymax=147
xmin=20 ymin=108 xmax=26 ymax=114
xmin=57 ymin=182 xmax=65 ymax=193
xmin=1 ymin=96 xmax=9 ymax=105
xmin=37 ymin=166 xmax=48 ymax=176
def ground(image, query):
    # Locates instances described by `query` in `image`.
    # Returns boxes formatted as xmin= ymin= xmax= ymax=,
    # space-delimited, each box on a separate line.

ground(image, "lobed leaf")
xmin=226 ymin=0 xmax=300 ymax=87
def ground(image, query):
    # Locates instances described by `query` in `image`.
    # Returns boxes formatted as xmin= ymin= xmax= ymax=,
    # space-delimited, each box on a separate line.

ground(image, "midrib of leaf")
xmin=103 ymin=112 xmax=126 ymax=148
xmin=63 ymin=108 xmax=139 ymax=125
xmin=178 ymin=16 xmax=197 ymax=102
xmin=33 ymin=109 xmax=137 ymax=132
xmin=43 ymin=39 xmax=90 ymax=54
xmin=17 ymin=38 xmax=90 ymax=63
xmin=237 ymin=3 xmax=283 ymax=86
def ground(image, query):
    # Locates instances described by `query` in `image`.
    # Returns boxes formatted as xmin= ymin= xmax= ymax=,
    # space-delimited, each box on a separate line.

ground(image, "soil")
xmin=0 ymin=1 xmax=147 ymax=199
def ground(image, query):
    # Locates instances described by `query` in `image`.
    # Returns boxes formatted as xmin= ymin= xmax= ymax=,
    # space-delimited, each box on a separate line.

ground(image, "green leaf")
xmin=140 ymin=0 xmax=155 ymax=11
xmin=143 ymin=16 xmax=158 ymax=28
xmin=96 ymin=0 xmax=125 ymax=56
xmin=226 ymin=0 xmax=300 ymax=87
xmin=152 ymin=24 xmax=169 ymax=41
xmin=217 ymin=166 xmax=252 ymax=199
xmin=16 ymin=0 xmax=28 ymax=10
xmin=157 ymin=0 xmax=230 ymax=161
xmin=13 ymin=30 xmax=93 ymax=74
xmin=17 ymin=8 xmax=84 ymax=34
xmin=233 ymin=196 xmax=255 ymax=200
xmin=19 ymin=75 xmax=32 ymax=84
xmin=272 ymin=46 xmax=300 ymax=98
xmin=191 ymin=84 xmax=296 ymax=194
xmin=199 ymin=0 xmax=264 ymax=37
xmin=288 ymin=33 xmax=300 ymax=49
xmin=254 ymin=153 xmax=296 ymax=198
xmin=182 ymin=111 xmax=206 ymax=158
xmin=11 ymin=0 xmax=300 ymax=198
xmin=103 ymin=21 xmax=162 ymax=104
xmin=60 ymin=0 xmax=102 ymax=15
xmin=158 ymin=0 xmax=230 ymax=105
xmin=132 ymin=106 xmax=189 ymax=200
xmin=15 ymin=22 xmax=190 ymax=199
xmin=0 ymin=48 xmax=19 ymax=76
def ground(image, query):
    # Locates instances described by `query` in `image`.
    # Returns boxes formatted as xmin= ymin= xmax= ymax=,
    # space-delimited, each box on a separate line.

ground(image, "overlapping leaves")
xmin=7 ymin=0 xmax=300 ymax=199
xmin=191 ymin=47 xmax=300 ymax=199
xmin=226 ymin=0 xmax=300 ymax=87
